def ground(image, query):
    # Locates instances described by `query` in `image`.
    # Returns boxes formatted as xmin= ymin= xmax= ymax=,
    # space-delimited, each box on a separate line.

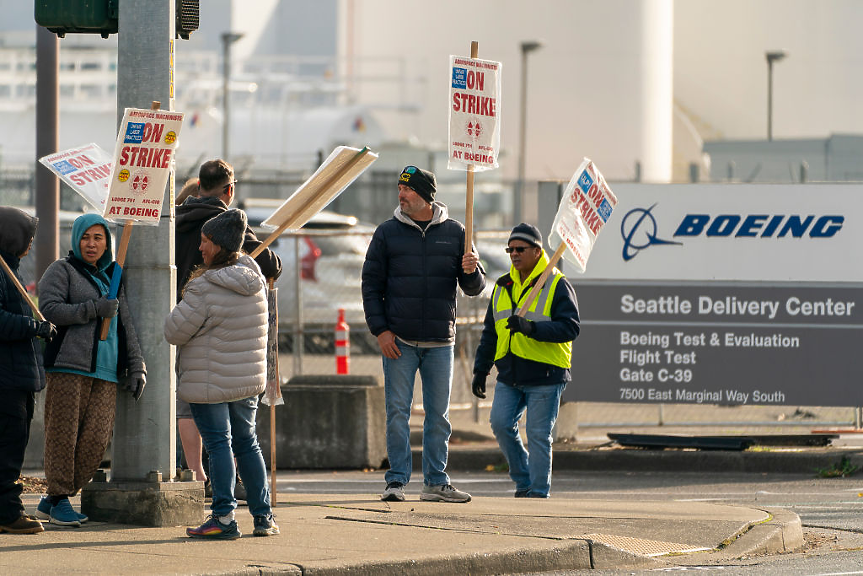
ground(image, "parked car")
xmin=240 ymin=199 xmax=377 ymax=352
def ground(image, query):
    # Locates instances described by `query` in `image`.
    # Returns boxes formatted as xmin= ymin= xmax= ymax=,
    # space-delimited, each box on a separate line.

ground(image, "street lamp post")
xmin=221 ymin=32 xmax=244 ymax=161
xmin=766 ymin=50 xmax=787 ymax=141
xmin=515 ymin=40 xmax=543 ymax=225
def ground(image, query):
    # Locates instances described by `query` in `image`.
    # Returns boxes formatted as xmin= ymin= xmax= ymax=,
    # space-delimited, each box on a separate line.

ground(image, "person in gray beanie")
xmin=201 ymin=209 xmax=247 ymax=254
xmin=165 ymin=207 xmax=277 ymax=539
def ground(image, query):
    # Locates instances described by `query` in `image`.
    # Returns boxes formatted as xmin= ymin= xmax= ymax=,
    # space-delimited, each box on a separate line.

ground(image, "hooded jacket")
xmin=0 ymin=207 xmax=45 ymax=392
xmin=175 ymin=196 xmax=281 ymax=295
xmin=38 ymin=213 xmax=146 ymax=381
xmin=164 ymin=254 xmax=268 ymax=404
xmin=361 ymin=201 xmax=486 ymax=343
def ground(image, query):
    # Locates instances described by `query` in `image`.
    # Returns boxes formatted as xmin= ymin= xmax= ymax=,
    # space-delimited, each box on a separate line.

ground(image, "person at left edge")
xmin=0 ymin=207 xmax=55 ymax=534
xmin=37 ymin=214 xmax=147 ymax=527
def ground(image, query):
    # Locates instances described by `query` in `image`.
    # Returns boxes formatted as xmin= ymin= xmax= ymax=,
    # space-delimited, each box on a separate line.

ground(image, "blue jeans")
xmin=489 ymin=381 xmax=565 ymax=497
xmin=382 ymin=341 xmax=453 ymax=487
xmin=189 ymin=396 xmax=271 ymax=518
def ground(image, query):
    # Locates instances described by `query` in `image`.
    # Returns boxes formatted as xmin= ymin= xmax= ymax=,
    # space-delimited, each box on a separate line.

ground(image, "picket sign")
xmin=0 ymin=256 xmax=45 ymax=321
xmin=517 ymin=158 xmax=619 ymax=317
xmin=99 ymin=100 xmax=183 ymax=340
xmin=263 ymin=278 xmax=282 ymax=506
xmin=250 ymin=146 xmax=378 ymax=258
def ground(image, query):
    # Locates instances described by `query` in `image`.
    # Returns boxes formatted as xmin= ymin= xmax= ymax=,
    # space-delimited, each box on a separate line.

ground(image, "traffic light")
xmin=35 ymin=1 xmax=199 ymax=40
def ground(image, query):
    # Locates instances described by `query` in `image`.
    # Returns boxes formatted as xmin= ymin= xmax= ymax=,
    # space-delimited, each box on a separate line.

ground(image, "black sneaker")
xmin=253 ymin=514 xmax=279 ymax=536
xmin=381 ymin=482 xmax=405 ymax=502
xmin=514 ymin=489 xmax=530 ymax=498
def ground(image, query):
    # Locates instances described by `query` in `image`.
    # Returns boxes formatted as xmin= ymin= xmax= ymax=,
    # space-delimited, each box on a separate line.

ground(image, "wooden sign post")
xmin=0 ymin=256 xmax=45 ymax=321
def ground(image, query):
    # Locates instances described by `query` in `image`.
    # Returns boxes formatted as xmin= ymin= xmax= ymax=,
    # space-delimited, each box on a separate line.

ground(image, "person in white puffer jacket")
xmin=164 ymin=209 xmax=278 ymax=540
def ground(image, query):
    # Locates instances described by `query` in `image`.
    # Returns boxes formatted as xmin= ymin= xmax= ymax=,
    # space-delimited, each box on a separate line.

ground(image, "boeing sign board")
xmin=561 ymin=183 xmax=863 ymax=406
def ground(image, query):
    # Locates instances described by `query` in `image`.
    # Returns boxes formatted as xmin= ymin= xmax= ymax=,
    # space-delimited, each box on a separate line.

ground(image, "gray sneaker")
xmin=420 ymin=484 xmax=472 ymax=503
xmin=381 ymin=482 xmax=405 ymax=502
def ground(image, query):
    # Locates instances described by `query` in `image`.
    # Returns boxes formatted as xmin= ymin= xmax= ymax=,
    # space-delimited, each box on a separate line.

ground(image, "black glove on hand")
xmin=126 ymin=372 xmax=146 ymax=401
xmin=36 ymin=321 xmax=57 ymax=342
xmin=94 ymin=296 xmax=119 ymax=318
xmin=507 ymin=314 xmax=536 ymax=336
xmin=471 ymin=373 xmax=488 ymax=399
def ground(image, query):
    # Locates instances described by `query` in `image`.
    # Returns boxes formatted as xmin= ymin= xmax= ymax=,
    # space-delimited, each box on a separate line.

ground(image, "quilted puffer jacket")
xmin=164 ymin=254 xmax=268 ymax=404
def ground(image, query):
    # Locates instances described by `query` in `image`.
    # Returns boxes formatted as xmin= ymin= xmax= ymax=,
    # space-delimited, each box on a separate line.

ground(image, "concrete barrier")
xmin=257 ymin=374 xmax=387 ymax=469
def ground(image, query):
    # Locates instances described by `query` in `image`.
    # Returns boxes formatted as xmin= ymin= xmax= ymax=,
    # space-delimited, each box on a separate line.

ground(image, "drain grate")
xmin=584 ymin=533 xmax=710 ymax=557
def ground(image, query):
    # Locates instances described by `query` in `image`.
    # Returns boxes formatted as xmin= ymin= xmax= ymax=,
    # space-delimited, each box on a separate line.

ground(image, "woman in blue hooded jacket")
xmin=36 ymin=214 xmax=146 ymax=527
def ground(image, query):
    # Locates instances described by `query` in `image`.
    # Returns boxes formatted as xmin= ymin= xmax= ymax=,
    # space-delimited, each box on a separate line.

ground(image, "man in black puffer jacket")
xmin=362 ymin=166 xmax=485 ymax=504
xmin=0 ymin=207 xmax=55 ymax=534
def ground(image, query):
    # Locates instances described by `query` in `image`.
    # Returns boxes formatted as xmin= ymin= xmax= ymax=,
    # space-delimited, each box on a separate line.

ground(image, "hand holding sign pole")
xmin=99 ymin=101 xmax=184 ymax=339
xmin=518 ymin=158 xmax=619 ymax=317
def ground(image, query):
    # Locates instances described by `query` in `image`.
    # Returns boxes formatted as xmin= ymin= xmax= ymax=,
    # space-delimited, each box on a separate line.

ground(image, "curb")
xmin=440 ymin=447 xmax=863 ymax=474
xmin=717 ymin=507 xmax=804 ymax=559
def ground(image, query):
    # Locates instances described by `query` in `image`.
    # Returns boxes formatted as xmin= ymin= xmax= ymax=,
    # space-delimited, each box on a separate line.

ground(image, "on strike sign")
xmin=550 ymin=158 xmax=619 ymax=273
xmin=447 ymin=55 xmax=501 ymax=172
xmin=103 ymin=107 xmax=184 ymax=225
xmin=39 ymin=143 xmax=113 ymax=212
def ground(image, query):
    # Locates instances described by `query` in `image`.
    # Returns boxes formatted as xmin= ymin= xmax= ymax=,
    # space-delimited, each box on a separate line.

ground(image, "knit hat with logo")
xmin=398 ymin=166 xmax=437 ymax=204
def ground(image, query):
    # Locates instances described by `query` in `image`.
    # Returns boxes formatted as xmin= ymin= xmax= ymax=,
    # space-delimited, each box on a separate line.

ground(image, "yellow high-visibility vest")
xmin=491 ymin=263 xmax=572 ymax=369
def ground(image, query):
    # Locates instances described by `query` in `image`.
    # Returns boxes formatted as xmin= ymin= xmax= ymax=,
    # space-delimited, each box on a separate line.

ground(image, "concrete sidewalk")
xmin=2 ymin=491 xmax=801 ymax=575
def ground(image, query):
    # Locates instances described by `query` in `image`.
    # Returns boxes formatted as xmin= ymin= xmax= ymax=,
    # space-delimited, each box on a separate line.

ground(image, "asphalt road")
xmin=276 ymin=469 xmax=863 ymax=574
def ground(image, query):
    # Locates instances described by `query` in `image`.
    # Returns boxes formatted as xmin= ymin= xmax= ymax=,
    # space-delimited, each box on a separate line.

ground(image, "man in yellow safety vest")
xmin=471 ymin=223 xmax=580 ymax=498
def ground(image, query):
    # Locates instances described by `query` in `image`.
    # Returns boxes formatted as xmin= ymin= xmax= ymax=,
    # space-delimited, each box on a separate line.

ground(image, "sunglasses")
xmin=505 ymin=246 xmax=532 ymax=254
xmin=223 ymin=180 xmax=238 ymax=191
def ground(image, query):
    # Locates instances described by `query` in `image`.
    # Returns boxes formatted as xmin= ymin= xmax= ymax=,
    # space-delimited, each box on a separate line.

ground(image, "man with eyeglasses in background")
xmin=471 ymin=223 xmax=580 ymax=498
xmin=174 ymin=159 xmax=281 ymax=500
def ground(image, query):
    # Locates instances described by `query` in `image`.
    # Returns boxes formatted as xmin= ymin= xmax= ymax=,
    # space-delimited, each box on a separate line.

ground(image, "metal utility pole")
xmin=221 ymin=32 xmax=244 ymax=161
xmin=35 ymin=25 xmax=59 ymax=283
xmin=82 ymin=0 xmax=199 ymax=526
xmin=515 ymin=40 xmax=542 ymax=225
xmin=766 ymin=50 xmax=787 ymax=141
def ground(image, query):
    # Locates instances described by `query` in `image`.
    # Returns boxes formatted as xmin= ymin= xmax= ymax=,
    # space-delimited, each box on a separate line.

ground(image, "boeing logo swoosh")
xmin=620 ymin=204 xmax=681 ymax=261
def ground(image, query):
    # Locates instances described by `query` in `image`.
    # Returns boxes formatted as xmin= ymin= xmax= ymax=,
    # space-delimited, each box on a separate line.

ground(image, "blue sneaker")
xmin=49 ymin=498 xmax=82 ymax=527
xmin=35 ymin=496 xmax=51 ymax=520
xmin=37 ymin=496 xmax=88 ymax=523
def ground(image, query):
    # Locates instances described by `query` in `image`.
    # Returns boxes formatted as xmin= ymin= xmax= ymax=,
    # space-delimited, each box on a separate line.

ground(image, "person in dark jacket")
xmin=471 ymin=223 xmax=580 ymax=498
xmin=362 ymin=165 xmax=485 ymax=504
xmin=36 ymin=213 xmax=147 ymax=527
xmin=0 ymin=207 xmax=55 ymax=534
xmin=174 ymin=159 xmax=281 ymax=498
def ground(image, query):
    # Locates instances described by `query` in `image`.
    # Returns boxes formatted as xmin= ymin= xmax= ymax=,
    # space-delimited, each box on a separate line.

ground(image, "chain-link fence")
xmin=274 ymin=228 xmax=860 ymax=437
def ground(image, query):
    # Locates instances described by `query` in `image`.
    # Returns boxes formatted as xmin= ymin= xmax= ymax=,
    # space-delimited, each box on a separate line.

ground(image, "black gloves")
xmin=125 ymin=371 xmax=146 ymax=401
xmin=36 ymin=321 xmax=57 ymax=342
xmin=471 ymin=372 xmax=488 ymax=399
xmin=94 ymin=296 xmax=119 ymax=318
xmin=506 ymin=314 xmax=536 ymax=336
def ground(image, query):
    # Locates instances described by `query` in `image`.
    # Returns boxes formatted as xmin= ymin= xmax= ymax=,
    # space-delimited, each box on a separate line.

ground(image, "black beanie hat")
xmin=202 ymin=209 xmax=247 ymax=253
xmin=508 ymin=222 xmax=543 ymax=248
xmin=398 ymin=166 xmax=437 ymax=204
